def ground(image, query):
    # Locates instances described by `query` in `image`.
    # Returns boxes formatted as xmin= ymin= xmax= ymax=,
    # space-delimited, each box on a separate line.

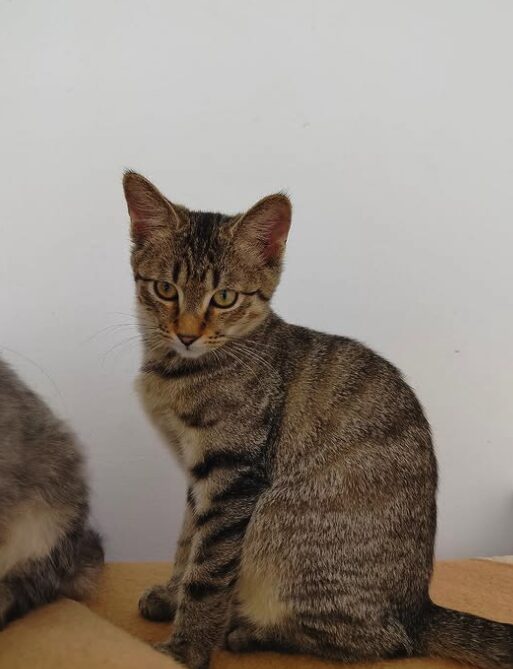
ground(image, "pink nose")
xmin=177 ymin=334 xmax=199 ymax=347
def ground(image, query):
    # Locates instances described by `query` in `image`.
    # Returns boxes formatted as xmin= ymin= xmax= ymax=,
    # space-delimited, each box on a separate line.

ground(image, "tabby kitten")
xmin=123 ymin=171 xmax=513 ymax=669
xmin=0 ymin=357 xmax=103 ymax=626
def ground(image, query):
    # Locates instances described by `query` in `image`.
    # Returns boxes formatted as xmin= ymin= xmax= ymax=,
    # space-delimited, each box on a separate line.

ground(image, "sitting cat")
xmin=123 ymin=170 xmax=513 ymax=669
xmin=0 ymin=357 xmax=103 ymax=626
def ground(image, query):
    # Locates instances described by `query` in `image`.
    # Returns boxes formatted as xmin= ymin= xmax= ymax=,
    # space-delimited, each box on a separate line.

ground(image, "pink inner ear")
xmin=263 ymin=214 xmax=291 ymax=260
xmin=126 ymin=194 xmax=174 ymax=242
xmin=127 ymin=204 xmax=153 ymax=241
xmin=123 ymin=172 xmax=175 ymax=243
xmin=130 ymin=212 xmax=152 ymax=241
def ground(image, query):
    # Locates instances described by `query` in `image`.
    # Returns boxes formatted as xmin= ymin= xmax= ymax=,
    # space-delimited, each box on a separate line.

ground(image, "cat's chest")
xmin=162 ymin=412 xmax=204 ymax=469
xmin=135 ymin=373 xmax=206 ymax=470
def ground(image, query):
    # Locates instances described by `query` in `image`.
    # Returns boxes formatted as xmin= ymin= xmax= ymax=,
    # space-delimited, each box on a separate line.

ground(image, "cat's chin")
xmin=173 ymin=346 xmax=209 ymax=360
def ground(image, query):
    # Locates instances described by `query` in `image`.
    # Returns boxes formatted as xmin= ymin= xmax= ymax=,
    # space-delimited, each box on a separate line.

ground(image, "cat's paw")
xmin=225 ymin=625 xmax=255 ymax=653
xmin=138 ymin=584 xmax=176 ymax=621
xmin=153 ymin=637 xmax=210 ymax=669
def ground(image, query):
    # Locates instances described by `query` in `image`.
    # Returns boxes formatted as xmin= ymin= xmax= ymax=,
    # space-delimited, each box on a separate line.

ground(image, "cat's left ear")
xmin=233 ymin=193 xmax=292 ymax=262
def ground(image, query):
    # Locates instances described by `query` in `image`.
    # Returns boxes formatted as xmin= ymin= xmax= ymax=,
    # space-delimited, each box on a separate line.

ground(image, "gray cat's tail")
xmin=419 ymin=603 xmax=513 ymax=668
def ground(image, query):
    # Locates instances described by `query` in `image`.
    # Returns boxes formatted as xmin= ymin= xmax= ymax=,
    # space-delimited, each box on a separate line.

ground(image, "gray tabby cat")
xmin=123 ymin=170 xmax=513 ymax=669
xmin=0 ymin=357 xmax=103 ymax=626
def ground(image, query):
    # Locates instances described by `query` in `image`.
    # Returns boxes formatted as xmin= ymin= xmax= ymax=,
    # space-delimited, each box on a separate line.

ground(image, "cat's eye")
xmin=154 ymin=281 xmax=178 ymax=301
xmin=211 ymin=288 xmax=238 ymax=309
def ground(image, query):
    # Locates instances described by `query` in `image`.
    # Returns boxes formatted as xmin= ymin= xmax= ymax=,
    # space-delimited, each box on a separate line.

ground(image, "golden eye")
xmin=154 ymin=281 xmax=178 ymax=301
xmin=211 ymin=288 xmax=238 ymax=309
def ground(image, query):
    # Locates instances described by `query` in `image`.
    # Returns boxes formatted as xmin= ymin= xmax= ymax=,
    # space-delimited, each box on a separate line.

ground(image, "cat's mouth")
xmin=175 ymin=346 xmax=206 ymax=359
xmin=149 ymin=327 xmax=229 ymax=360
xmin=170 ymin=336 xmax=212 ymax=360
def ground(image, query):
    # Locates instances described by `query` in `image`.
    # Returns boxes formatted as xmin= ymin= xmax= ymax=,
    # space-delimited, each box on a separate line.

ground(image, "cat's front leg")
xmin=156 ymin=468 xmax=265 ymax=669
xmin=158 ymin=517 xmax=245 ymax=668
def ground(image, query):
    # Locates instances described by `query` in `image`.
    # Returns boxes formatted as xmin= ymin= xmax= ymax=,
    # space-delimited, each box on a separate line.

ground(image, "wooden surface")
xmin=1 ymin=559 xmax=513 ymax=669
xmin=87 ymin=559 xmax=513 ymax=669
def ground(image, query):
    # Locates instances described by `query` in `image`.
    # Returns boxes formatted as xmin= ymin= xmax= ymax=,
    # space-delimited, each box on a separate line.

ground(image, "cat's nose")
xmin=177 ymin=334 xmax=199 ymax=347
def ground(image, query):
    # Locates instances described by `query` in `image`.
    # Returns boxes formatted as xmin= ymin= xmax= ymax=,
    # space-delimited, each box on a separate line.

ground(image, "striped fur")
xmin=124 ymin=171 xmax=513 ymax=669
xmin=0 ymin=358 xmax=104 ymax=627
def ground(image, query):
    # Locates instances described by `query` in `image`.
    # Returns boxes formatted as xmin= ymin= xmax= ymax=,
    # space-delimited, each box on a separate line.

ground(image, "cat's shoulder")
xmin=283 ymin=322 xmax=407 ymax=382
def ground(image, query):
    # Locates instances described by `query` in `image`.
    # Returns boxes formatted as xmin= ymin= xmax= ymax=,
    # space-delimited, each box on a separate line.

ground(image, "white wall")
xmin=1 ymin=0 xmax=512 ymax=561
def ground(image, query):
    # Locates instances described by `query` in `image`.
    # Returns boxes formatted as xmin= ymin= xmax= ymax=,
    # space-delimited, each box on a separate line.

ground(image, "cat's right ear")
xmin=122 ymin=171 xmax=180 ymax=244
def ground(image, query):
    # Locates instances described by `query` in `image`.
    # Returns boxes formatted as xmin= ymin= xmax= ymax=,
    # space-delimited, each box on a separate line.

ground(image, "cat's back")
xmin=276 ymin=322 xmax=434 ymax=470
xmin=0 ymin=357 xmax=86 ymax=508
xmin=282 ymin=321 xmax=419 ymax=407
xmin=0 ymin=357 xmax=56 ymax=436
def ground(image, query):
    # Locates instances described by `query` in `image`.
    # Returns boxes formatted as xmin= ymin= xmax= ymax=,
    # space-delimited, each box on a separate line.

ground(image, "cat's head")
xmin=123 ymin=171 xmax=291 ymax=359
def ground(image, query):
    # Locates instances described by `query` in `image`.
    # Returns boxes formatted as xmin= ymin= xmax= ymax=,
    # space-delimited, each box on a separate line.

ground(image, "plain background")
xmin=1 ymin=1 xmax=512 ymax=561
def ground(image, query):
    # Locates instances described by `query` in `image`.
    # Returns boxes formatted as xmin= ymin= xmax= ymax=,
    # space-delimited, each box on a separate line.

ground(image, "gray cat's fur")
xmin=0 ymin=358 xmax=103 ymax=626
xmin=123 ymin=170 xmax=513 ymax=669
